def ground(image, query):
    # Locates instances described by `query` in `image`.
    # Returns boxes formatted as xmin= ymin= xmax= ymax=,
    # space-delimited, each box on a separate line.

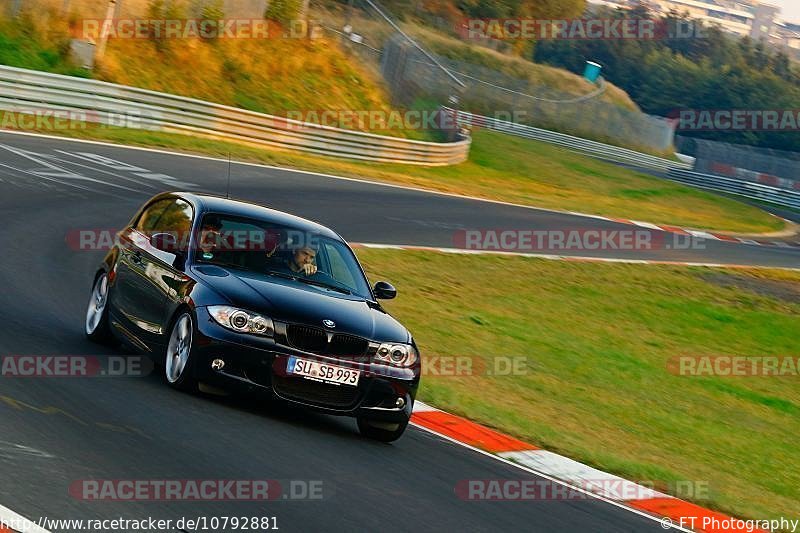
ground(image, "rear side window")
xmin=135 ymin=199 xmax=173 ymax=233
xmin=135 ymin=199 xmax=193 ymax=234
xmin=154 ymin=199 xmax=193 ymax=234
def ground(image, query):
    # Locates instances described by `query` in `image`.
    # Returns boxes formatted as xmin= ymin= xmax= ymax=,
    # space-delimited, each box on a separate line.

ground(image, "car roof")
xmin=167 ymin=192 xmax=342 ymax=240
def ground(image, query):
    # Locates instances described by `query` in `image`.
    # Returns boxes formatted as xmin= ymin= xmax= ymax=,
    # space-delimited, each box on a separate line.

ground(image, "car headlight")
xmin=374 ymin=343 xmax=418 ymax=368
xmin=207 ymin=306 xmax=274 ymax=337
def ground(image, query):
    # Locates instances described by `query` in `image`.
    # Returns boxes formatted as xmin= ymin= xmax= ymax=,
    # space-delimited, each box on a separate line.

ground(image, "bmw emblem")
xmin=322 ymin=319 xmax=336 ymax=328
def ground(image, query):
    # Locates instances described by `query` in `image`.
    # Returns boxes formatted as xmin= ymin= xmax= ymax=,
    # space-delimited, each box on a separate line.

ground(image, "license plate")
xmin=287 ymin=357 xmax=360 ymax=386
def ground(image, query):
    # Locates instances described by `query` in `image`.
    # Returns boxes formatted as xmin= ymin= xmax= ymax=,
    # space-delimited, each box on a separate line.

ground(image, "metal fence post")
xmin=95 ymin=0 xmax=117 ymax=61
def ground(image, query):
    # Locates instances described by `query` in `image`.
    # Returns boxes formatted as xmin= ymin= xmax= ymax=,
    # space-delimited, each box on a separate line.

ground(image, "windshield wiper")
xmin=295 ymin=277 xmax=352 ymax=295
xmin=265 ymin=270 xmax=297 ymax=280
xmin=265 ymin=270 xmax=352 ymax=294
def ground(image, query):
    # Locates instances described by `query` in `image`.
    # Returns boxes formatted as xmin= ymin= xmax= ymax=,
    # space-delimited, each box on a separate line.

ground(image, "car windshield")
xmin=193 ymin=213 xmax=372 ymax=299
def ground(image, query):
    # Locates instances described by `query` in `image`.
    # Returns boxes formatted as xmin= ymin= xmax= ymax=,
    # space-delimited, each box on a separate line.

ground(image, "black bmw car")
xmin=84 ymin=192 xmax=420 ymax=442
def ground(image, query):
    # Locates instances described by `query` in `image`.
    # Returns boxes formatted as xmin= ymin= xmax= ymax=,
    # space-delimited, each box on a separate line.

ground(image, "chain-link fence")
xmin=385 ymin=38 xmax=675 ymax=152
xmin=320 ymin=0 xmax=675 ymax=153
xmin=677 ymin=135 xmax=800 ymax=190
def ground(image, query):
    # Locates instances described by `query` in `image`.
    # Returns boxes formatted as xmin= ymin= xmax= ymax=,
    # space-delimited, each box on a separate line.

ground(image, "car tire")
xmin=164 ymin=312 xmax=197 ymax=392
xmin=85 ymin=272 xmax=112 ymax=344
xmin=357 ymin=417 xmax=409 ymax=443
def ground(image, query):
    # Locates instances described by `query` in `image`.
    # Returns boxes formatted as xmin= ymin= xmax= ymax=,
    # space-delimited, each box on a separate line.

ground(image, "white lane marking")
xmin=0 ymin=503 xmax=51 ymax=533
xmin=0 ymin=440 xmax=54 ymax=460
xmin=569 ymin=212 xmax=611 ymax=221
xmin=61 ymin=151 xmax=196 ymax=188
xmin=0 ymin=162 xmax=93 ymax=196
xmin=352 ymin=243 xmax=800 ymax=271
xmin=498 ymin=450 xmax=668 ymax=501
xmin=51 ymin=151 xmax=161 ymax=190
xmin=0 ymin=145 xmax=140 ymax=193
xmin=411 ymin=401 xmax=440 ymax=413
xmin=0 ymin=167 xmax=44 ymax=191
xmin=407 ymin=422 xmax=694 ymax=533
xmin=686 ymin=230 xmax=719 ymax=240
xmin=0 ymin=146 xmax=188 ymax=199
xmin=630 ymin=220 xmax=662 ymax=230
xmin=0 ymin=129 xmax=790 ymax=240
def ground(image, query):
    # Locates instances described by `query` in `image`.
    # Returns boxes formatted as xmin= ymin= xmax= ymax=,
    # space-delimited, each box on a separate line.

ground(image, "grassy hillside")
xmin=2 ymin=0 xmax=642 ymax=138
xmin=0 ymin=5 xmax=398 ymax=134
xmin=406 ymin=25 xmax=639 ymax=112
xmin=311 ymin=1 xmax=637 ymax=111
xmin=98 ymin=34 xmax=394 ymax=120
xmin=0 ymin=14 xmax=87 ymax=76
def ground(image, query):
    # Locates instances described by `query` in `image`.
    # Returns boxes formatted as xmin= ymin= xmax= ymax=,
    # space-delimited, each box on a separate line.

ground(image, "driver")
xmin=198 ymin=216 xmax=223 ymax=257
xmin=286 ymin=245 xmax=318 ymax=276
xmin=247 ymin=232 xmax=320 ymax=277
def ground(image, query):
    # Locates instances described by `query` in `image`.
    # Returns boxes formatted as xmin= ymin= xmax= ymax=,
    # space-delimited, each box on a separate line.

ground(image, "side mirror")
xmin=150 ymin=232 xmax=178 ymax=253
xmin=373 ymin=281 xmax=397 ymax=300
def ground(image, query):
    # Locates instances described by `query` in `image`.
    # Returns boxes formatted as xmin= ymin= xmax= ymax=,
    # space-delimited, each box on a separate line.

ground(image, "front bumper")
xmin=192 ymin=309 xmax=418 ymax=423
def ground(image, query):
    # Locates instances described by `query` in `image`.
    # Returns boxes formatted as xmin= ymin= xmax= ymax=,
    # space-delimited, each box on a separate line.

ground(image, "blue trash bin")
xmin=583 ymin=61 xmax=602 ymax=83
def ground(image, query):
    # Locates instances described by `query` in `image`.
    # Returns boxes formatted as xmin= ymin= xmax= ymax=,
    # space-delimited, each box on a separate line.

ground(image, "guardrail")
xmin=446 ymin=108 xmax=800 ymax=209
xmin=667 ymin=168 xmax=800 ymax=210
xmin=0 ymin=65 xmax=470 ymax=166
xmin=445 ymin=108 xmax=688 ymax=173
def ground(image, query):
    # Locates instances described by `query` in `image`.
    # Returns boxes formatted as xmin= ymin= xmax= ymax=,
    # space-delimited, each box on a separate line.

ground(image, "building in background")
xmin=587 ymin=0 xmax=777 ymax=38
xmin=588 ymin=0 xmax=800 ymax=57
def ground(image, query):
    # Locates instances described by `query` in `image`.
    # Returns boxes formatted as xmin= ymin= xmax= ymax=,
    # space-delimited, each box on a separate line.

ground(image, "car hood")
xmin=192 ymin=265 xmax=410 ymax=343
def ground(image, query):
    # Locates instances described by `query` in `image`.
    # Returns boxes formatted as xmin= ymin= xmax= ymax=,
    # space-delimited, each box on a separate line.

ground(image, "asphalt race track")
xmin=0 ymin=131 xmax=794 ymax=532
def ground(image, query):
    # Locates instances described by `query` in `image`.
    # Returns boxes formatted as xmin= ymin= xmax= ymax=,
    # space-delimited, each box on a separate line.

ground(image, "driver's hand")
xmin=302 ymin=263 xmax=317 ymax=276
xmin=200 ymin=230 xmax=220 ymax=253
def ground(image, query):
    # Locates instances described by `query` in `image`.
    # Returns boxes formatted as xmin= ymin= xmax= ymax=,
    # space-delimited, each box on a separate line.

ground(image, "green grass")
xmin=8 ymin=119 xmax=784 ymax=234
xmin=356 ymin=248 xmax=800 ymax=522
xmin=0 ymin=16 xmax=87 ymax=77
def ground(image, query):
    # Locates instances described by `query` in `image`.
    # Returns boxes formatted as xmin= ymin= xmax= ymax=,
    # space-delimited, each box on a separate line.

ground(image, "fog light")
xmin=211 ymin=358 xmax=225 ymax=371
xmin=395 ymin=397 xmax=405 ymax=408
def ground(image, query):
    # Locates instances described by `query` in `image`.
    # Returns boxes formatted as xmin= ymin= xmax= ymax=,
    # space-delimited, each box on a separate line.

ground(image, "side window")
xmin=135 ymin=199 xmax=173 ymax=233
xmin=152 ymin=199 xmax=193 ymax=234
xmin=323 ymin=242 xmax=357 ymax=288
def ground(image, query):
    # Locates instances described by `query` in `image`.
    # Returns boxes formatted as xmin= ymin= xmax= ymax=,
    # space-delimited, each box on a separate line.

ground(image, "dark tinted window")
xmin=153 ymin=199 xmax=193 ymax=234
xmin=135 ymin=199 xmax=173 ymax=233
xmin=136 ymin=198 xmax=193 ymax=235
xmin=195 ymin=214 xmax=371 ymax=299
